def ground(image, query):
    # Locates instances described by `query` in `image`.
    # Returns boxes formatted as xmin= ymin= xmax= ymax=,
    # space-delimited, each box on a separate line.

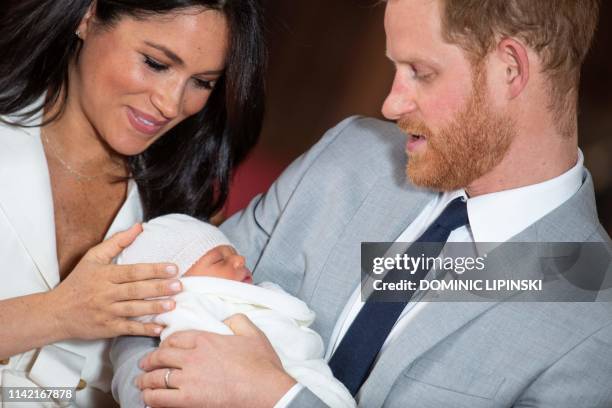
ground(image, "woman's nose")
xmin=150 ymin=77 xmax=183 ymax=120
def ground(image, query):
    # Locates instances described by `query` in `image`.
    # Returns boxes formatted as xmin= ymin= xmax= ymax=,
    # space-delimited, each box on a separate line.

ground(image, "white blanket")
xmin=145 ymin=277 xmax=355 ymax=408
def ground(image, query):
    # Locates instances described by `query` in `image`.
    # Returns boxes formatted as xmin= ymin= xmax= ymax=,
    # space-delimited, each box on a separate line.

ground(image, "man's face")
xmin=382 ymin=0 xmax=515 ymax=191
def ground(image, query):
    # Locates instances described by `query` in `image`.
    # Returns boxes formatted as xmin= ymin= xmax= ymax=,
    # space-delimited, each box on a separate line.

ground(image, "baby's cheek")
xmin=183 ymin=262 xmax=209 ymax=277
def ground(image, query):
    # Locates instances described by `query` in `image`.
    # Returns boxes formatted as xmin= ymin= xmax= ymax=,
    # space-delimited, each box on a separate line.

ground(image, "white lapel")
xmin=104 ymin=178 xmax=143 ymax=241
xmin=0 ymin=117 xmax=59 ymax=289
xmin=0 ymin=116 xmax=143 ymax=290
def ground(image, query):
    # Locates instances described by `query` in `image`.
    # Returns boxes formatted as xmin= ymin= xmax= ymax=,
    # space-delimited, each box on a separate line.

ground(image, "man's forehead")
xmin=384 ymin=0 xmax=468 ymax=68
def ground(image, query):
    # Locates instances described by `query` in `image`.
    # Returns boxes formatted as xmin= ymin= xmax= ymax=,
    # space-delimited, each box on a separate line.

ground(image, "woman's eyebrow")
xmin=144 ymin=41 xmax=184 ymax=65
xmin=144 ymin=40 xmax=224 ymax=76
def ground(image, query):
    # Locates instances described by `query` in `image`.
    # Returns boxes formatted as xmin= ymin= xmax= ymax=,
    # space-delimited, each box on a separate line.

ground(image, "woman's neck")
xmin=41 ymin=90 xmax=128 ymax=178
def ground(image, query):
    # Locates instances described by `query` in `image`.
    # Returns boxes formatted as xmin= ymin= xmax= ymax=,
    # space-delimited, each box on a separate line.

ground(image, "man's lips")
xmin=406 ymin=133 xmax=427 ymax=153
xmin=127 ymin=107 xmax=169 ymax=135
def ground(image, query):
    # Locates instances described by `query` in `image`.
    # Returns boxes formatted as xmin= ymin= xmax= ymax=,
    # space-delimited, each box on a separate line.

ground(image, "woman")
xmin=0 ymin=0 xmax=265 ymax=406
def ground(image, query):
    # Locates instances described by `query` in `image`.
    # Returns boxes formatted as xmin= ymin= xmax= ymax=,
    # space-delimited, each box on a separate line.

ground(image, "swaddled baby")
xmin=117 ymin=214 xmax=354 ymax=408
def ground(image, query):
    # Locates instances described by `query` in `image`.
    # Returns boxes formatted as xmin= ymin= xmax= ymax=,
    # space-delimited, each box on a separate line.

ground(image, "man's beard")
xmin=398 ymin=66 xmax=516 ymax=191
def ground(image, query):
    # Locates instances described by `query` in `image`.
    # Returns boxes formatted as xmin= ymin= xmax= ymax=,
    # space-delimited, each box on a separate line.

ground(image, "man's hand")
xmin=136 ymin=314 xmax=297 ymax=408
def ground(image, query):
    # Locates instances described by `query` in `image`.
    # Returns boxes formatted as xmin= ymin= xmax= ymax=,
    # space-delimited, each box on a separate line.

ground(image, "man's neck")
xmin=466 ymin=130 xmax=578 ymax=197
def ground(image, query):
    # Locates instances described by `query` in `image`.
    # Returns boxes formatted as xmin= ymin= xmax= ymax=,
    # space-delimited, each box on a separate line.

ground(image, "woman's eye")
xmin=144 ymin=55 xmax=169 ymax=72
xmin=193 ymin=78 xmax=215 ymax=90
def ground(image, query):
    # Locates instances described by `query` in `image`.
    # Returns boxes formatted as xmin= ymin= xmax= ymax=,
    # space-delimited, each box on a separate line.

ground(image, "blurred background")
xmin=225 ymin=0 xmax=612 ymax=235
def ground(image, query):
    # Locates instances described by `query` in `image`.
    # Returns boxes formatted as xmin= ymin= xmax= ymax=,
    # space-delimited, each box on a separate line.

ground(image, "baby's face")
xmin=184 ymin=245 xmax=253 ymax=283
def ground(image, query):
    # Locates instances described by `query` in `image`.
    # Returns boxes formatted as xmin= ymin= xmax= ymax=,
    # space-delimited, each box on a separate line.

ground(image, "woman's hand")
xmin=47 ymin=224 xmax=182 ymax=340
xmin=136 ymin=314 xmax=296 ymax=408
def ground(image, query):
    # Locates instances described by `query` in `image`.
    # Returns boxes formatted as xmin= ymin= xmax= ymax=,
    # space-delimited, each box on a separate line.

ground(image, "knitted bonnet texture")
xmin=117 ymin=213 xmax=233 ymax=276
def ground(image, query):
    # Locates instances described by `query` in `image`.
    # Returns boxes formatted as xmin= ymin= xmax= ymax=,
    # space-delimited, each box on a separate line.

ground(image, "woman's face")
xmin=73 ymin=8 xmax=229 ymax=155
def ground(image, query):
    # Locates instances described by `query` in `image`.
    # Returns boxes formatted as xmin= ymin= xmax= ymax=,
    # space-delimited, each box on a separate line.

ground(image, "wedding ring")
xmin=164 ymin=368 xmax=173 ymax=389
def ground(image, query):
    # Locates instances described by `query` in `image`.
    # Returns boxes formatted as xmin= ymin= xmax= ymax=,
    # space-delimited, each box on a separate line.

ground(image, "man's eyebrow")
xmin=385 ymin=51 xmax=439 ymax=69
xmin=144 ymin=41 xmax=225 ymax=76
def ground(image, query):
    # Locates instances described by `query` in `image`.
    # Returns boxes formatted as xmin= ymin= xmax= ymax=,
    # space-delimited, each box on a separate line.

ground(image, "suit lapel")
xmin=0 ymin=119 xmax=59 ymax=289
xmin=103 ymin=179 xmax=143 ymax=241
xmin=358 ymin=241 xmax=542 ymax=407
xmin=308 ymin=177 xmax=434 ymax=344
xmin=0 ymin=117 xmax=144 ymax=291
xmin=359 ymin=169 xmax=602 ymax=407
xmin=358 ymin=299 xmax=498 ymax=407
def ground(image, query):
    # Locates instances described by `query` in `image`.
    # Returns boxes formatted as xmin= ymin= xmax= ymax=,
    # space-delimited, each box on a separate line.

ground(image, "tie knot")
xmin=435 ymin=197 xmax=469 ymax=231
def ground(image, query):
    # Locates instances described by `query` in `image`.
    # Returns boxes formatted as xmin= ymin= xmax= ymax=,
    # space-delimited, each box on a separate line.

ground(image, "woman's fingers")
xmin=85 ymin=224 xmax=143 ymax=264
xmin=111 ymin=299 xmax=175 ymax=317
xmin=111 ymin=319 xmax=164 ymax=338
xmin=115 ymin=279 xmax=182 ymax=301
xmin=47 ymin=225 xmax=182 ymax=340
xmin=110 ymin=263 xmax=178 ymax=284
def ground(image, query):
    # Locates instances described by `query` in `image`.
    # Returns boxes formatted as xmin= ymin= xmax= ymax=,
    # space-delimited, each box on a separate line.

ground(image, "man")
xmin=111 ymin=0 xmax=612 ymax=407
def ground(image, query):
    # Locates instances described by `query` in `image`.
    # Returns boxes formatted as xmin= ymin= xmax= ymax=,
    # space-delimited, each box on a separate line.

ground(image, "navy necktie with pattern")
xmin=329 ymin=197 xmax=470 ymax=396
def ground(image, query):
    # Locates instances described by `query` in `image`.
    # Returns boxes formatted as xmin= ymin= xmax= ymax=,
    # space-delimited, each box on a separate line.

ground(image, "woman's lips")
xmin=406 ymin=133 xmax=427 ymax=153
xmin=126 ymin=107 xmax=168 ymax=136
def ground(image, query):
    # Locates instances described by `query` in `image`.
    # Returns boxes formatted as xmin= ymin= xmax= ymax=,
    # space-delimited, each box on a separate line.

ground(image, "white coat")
xmin=0 ymin=111 xmax=143 ymax=407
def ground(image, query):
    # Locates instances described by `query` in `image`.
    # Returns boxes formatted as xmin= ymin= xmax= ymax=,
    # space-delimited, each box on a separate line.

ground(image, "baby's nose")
xmin=232 ymin=255 xmax=246 ymax=268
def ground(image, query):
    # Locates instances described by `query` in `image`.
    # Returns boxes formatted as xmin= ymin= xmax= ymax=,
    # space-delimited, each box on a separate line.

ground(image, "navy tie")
xmin=329 ymin=197 xmax=469 ymax=396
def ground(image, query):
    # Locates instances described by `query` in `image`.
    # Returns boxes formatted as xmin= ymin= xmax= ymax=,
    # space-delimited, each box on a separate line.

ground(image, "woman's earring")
xmin=75 ymin=30 xmax=81 ymax=39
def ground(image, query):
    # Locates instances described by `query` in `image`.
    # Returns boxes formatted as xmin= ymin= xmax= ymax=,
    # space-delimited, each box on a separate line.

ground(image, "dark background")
xmin=226 ymin=0 xmax=612 ymax=235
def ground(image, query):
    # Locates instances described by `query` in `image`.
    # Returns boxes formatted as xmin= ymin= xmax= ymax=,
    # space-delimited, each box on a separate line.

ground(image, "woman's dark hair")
xmin=0 ymin=0 xmax=265 ymax=221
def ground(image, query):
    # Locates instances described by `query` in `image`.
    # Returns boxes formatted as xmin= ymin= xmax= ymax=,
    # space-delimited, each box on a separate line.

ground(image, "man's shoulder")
xmin=298 ymin=116 xmax=408 ymax=184
xmin=319 ymin=115 xmax=405 ymax=154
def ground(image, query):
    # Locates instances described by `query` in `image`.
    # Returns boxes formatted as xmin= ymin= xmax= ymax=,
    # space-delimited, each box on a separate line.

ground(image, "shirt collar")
xmin=439 ymin=149 xmax=584 ymax=243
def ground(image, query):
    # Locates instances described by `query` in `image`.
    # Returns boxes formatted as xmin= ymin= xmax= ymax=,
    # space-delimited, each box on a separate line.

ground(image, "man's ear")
xmin=495 ymin=37 xmax=530 ymax=100
xmin=76 ymin=2 xmax=97 ymax=40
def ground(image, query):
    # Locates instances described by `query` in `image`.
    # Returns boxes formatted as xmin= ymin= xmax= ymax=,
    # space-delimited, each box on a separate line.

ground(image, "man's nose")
xmin=381 ymin=72 xmax=417 ymax=120
xmin=150 ymin=77 xmax=183 ymax=120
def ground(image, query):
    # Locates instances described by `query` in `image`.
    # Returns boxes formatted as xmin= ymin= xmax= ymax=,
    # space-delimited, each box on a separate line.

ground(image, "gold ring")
xmin=163 ymin=368 xmax=172 ymax=389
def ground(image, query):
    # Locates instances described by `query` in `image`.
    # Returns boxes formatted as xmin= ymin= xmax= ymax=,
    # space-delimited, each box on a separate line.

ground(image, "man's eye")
xmin=194 ymin=78 xmax=216 ymax=90
xmin=143 ymin=55 xmax=169 ymax=72
xmin=409 ymin=65 xmax=434 ymax=81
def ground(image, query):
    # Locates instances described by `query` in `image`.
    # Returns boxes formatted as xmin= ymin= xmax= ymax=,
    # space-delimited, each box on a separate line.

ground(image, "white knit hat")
xmin=117 ymin=213 xmax=233 ymax=276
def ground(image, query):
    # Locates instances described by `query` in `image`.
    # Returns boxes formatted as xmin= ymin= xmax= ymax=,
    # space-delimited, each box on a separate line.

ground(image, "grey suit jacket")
xmin=111 ymin=116 xmax=612 ymax=407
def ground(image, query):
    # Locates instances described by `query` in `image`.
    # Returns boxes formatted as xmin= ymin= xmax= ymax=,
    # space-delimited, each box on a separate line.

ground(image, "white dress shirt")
xmin=276 ymin=150 xmax=584 ymax=406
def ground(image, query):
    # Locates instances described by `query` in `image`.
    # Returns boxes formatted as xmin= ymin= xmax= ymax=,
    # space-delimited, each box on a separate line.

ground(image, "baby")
xmin=117 ymin=214 xmax=354 ymax=408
